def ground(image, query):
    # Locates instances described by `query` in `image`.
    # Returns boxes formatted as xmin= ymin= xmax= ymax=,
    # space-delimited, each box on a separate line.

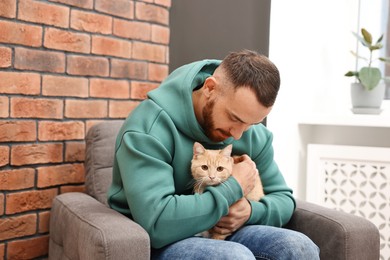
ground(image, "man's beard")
xmin=201 ymin=100 xmax=229 ymax=142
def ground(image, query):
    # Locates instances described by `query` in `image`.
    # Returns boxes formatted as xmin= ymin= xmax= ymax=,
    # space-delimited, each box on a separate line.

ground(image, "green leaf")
xmin=352 ymin=31 xmax=369 ymax=47
xmin=379 ymin=57 xmax=390 ymax=63
xmin=361 ymin=28 xmax=372 ymax=44
xmin=350 ymin=50 xmax=369 ymax=63
xmin=369 ymin=43 xmax=383 ymax=51
xmin=376 ymin=34 xmax=384 ymax=44
xmin=345 ymin=71 xmax=358 ymax=77
xmin=359 ymin=67 xmax=381 ymax=90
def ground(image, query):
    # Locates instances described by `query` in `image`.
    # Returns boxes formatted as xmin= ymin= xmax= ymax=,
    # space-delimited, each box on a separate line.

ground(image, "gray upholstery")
xmin=49 ymin=121 xmax=380 ymax=260
xmin=49 ymin=121 xmax=150 ymax=260
xmin=285 ymin=200 xmax=380 ymax=260
xmin=84 ymin=120 xmax=123 ymax=206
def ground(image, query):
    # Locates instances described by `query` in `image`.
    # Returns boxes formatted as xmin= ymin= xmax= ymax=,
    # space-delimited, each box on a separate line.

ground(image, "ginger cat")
xmin=191 ymin=142 xmax=264 ymax=240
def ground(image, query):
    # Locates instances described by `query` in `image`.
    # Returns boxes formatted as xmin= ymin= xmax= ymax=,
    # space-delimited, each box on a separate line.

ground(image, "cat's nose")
xmin=209 ymin=176 xmax=215 ymax=180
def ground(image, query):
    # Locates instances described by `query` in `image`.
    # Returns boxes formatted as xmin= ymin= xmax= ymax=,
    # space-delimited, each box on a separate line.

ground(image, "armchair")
xmin=48 ymin=121 xmax=380 ymax=260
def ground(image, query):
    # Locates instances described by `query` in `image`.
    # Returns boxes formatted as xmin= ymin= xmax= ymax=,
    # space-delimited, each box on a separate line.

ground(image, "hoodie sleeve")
xmin=112 ymin=130 xmax=243 ymax=249
xmin=244 ymin=130 xmax=296 ymax=226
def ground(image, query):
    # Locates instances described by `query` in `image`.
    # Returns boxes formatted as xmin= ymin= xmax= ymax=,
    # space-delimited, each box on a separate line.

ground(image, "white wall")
xmin=267 ymin=0 xmax=387 ymax=198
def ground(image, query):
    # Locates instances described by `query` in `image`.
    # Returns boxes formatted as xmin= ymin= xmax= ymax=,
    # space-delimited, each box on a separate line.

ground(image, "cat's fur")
xmin=191 ymin=142 xmax=264 ymax=240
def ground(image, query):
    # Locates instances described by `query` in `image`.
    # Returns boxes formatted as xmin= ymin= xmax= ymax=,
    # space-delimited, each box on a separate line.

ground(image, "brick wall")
xmin=0 ymin=0 xmax=170 ymax=258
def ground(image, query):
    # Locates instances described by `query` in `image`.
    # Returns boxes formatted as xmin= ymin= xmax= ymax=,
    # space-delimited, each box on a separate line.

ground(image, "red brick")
xmin=38 ymin=121 xmax=84 ymax=141
xmin=49 ymin=0 xmax=93 ymax=9
xmin=111 ymin=59 xmax=147 ymax=80
xmin=152 ymin=24 xmax=170 ymax=44
xmin=67 ymin=55 xmax=109 ymax=77
xmin=0 ymin=214 xmax=36 ymax=240
xmin=131 ymin=81 xmax=159 ymax=99
xmin=39 ymin=211 xmax=50 ymax=233
xmin=65 ymin=141 xmax=85 ymax=162
xmin=0 ymin=20 xmax=42 ymax=47
xmin=132 ymin=41 xmax=166 ymax=63
xmin=0 ymin=96 xmax=9 ymax=118
xmin=11 ymin=97 xmax=63 ymax=119
xmin=0 ymin=0 xmax=17 ymax=18
xmin=0 ymin=146 xmax=9 ymax=167
xmin=148 ymin=63 xmax=168 ymax=82
xmin=15 ymin=47 xmax=65 ymax=73
xmin=71 ymin=9 xmax=112 ymax=34
xmin=0 ymin=120 xmax=36 ymax=142
xmin=0 ymin=193 xmax=4 ymax=215
xmin=37 ymin=163 xmax=85 ymax=188
xmin=42 ymin=75 xmax=88 ymax=98
xmin=18 ymin=0 xmax=69 ymax=28
xmin=155 ymin=0 xmax=171 ymax=8
xmin=60 ymin=185 xmax=86 ymax=194
xmin=44 ymin=28 xmax=90 ymax=53
xmin=92 ymin=35 xmax=131 ymax=58
xmin=0 ymin=47 xmax=12 ymax=68
xmin=95 ymin=0 xmax=134 ymax=19
xmin=7 ymin=235 xmax=49 ymax=260
xmin=6 ymin=189 xmax=58 ymax=214
xmin=90 ymin=78 xmax=130 ymax=99
xmin=0 ymin=71 xmax=41 ymax=95
xmin=109 ymin=100 xmax=140 ymax=118
xmin=135 ymin=2 xmax=169 ymax=25
xmin=113 ymin=19 xmax=150 ymax=41
xmin=65 ymin=100 xmax=107 ymax=118
xmin=0 ymin=168 xmax=35 ymax=190
xmin=11 ymin=143 xmax=63 ymax=166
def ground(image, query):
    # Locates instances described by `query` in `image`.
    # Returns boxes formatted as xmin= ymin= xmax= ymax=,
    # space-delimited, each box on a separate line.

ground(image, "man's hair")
xmin=219 ymin=49 xmax=280 ymax=107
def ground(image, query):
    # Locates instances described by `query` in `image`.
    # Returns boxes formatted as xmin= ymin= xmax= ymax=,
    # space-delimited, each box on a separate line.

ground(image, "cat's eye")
xmin=201 ymin=165 xmax=208 ymax=170
xmin=217 ymin=166 xmax=224 ymax=172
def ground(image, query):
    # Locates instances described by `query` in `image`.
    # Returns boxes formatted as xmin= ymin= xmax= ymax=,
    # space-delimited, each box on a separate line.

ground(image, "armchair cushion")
xmin=286 ymin=199 xmax=380 ymax=260
xmin=49 ymin=192 xmax=150 ymax=260
xmin=85 ymin=120 xmax=124 ymax=205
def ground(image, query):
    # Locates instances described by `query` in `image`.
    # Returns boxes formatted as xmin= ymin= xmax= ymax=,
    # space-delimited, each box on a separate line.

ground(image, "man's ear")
xmin=202 ymin=76 xmax=217 ymax=98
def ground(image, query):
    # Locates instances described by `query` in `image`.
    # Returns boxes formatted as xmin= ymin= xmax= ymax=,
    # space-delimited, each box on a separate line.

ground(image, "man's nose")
xmin=229 ymin=125 xmax=246 ymax=140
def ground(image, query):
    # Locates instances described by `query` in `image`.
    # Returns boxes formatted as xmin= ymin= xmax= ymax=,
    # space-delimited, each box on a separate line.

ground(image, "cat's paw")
xmin=210 ymin=233 xmax=229 ymax=240
xmin=200 ymin=231 xmax=211 ymax=238
xmin=208 ymin=229 xmax=230 ymax=240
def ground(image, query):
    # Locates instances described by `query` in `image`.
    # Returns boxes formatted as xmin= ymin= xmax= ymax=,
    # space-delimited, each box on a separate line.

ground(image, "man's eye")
xmin=230 ymin=116 xmax=239 ymax=123
xmin=201 ymin=165 xmax=208 ymax=170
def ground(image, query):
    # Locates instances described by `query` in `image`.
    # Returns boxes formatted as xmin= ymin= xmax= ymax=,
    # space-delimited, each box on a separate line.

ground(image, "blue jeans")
xmin=151 ymin=225 xmax=320 ymax=260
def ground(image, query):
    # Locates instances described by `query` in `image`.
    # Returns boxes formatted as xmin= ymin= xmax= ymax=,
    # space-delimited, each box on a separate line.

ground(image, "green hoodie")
xmin=107 ymin=59 xmax=295 ymax=249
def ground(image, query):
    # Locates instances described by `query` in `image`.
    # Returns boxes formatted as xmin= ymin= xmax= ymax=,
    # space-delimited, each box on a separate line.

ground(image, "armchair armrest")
xmin=285 ymin=199 xmax=380 ymax=260
xmin=49 ymin=192 xmax=150 ymax=260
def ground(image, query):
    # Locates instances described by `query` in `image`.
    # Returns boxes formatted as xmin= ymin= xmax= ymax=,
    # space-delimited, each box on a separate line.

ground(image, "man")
xmin=108 ymin=50 xmax=320 ymax=259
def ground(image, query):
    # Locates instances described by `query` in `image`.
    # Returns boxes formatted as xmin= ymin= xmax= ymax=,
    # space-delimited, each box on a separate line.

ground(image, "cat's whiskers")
xmin=193 ymin=178 xmax=206 ymax=194
xmin=186 ymin=179 xmax=196 ymax=189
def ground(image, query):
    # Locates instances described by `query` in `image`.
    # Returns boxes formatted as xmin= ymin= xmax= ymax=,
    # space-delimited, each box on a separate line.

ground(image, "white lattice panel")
xmin=306 ymin=144 xmax=390 ymax=260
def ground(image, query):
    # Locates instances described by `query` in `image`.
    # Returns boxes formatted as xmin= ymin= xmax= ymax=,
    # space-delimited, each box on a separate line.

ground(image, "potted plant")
xmin=345 ymin=28 xmax=390 ymax=114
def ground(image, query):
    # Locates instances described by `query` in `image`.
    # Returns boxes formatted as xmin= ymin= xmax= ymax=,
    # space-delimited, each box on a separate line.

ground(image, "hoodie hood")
xmin=148 ymin=59 xmax=223 ymax=143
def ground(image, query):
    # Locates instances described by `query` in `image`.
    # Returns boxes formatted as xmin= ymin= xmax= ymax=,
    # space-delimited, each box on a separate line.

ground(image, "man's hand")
xmin=231 ymin=155 xmax=258 ymax=196
xmin=211 ymin=198 xmax=251 ymax=236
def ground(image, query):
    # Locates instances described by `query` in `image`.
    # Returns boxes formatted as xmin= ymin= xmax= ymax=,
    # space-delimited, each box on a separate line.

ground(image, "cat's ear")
xmin=193 ymin=142 xmax=205 ymax=155
xmin=220 ymin=144 xmax=232 ymax=157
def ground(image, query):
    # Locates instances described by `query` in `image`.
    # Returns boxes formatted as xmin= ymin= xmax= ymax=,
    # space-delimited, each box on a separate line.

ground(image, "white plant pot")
xmin=350 ymin=82 xmax=385 ymax=114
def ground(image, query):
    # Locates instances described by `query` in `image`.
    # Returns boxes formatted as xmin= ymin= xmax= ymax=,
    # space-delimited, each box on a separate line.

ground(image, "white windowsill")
xmin=298 ymin=100 xmax=390 ymax=128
